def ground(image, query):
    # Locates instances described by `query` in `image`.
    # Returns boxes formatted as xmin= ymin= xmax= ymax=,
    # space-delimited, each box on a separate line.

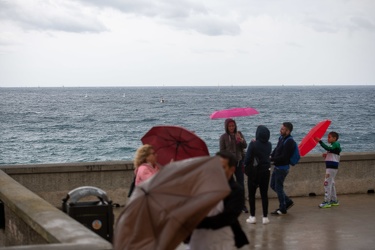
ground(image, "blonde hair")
xmin=134 ymin=144 xmax=154 ymax=169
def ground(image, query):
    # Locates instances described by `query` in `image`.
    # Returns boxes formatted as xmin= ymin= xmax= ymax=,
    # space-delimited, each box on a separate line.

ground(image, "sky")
xmin=0 ymin=0 xmax=374 ymax=87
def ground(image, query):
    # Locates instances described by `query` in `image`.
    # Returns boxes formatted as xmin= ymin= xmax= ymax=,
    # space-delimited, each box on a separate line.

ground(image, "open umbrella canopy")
xmin=298 ymin=120 xmax=331 ymax=156
xmin=113 ymin=156 xmax=231 ymax=250
xmin=210 ymin=107 xmax=259 ymax=119
xmin=141 ymin=125 xmax=209 ymax=166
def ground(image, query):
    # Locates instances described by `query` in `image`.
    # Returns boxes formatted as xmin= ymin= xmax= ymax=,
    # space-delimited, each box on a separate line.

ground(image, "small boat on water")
xmin=160 ymin=98 xmax=165 ymax=103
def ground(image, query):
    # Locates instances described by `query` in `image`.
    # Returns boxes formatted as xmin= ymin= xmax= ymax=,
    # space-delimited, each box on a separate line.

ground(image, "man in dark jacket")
xmin=270 ymin=122 xmax=295 ymax=215
xmin=189 ymin=151 xmax=249 ymax=249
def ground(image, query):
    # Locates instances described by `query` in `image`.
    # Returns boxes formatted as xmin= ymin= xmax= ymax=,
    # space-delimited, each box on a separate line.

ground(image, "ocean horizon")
xmin=1 ymin=86 xmax=374 ymax=165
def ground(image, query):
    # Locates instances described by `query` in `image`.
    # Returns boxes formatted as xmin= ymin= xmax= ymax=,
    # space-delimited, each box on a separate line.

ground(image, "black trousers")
xmin=247 ymin=168 xmax=271 ymax=217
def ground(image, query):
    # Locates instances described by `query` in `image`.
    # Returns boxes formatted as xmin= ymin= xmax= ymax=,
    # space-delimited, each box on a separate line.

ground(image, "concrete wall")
xmin=285 ymin=152 xmax=375 ymax=197
xmin=0 ymin=170 xmax=112 ymax=249
xmin=0 ymin=152 xmax=374 ymax=247
xmin=0 ymin=161 xmax=134 ymax=208
xmin=1 ymin=153 xmax=374 ymax=205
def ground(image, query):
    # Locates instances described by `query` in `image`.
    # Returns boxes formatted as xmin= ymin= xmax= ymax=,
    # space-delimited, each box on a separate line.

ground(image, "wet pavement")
xmin=237 ymin=194 xmax=375 ymax=250
xmin=115 ymin=194 xmax=375 ymax=250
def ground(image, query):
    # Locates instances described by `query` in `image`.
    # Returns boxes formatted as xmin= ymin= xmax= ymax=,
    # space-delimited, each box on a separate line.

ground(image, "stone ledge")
xmin=0 ymin=161 xmax=134 ymax=175
xmin=1 ymin=152 xmax=374 ymax=174
xmin=299 ymin=152 xmax=375 ymax=163
xmin=0 ymin=243 xmax=109 ymax=250
xmin=0 ymin=170 xmax=112 ymax=249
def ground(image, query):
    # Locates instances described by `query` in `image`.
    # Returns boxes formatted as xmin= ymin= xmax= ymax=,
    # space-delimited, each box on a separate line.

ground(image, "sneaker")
xmin=262 ymin=217 xmax=270 ymax=224
xmin=330 ymin=200 xmax=340 ymax=206
xmin=271 ymin=209 xmax=286 ymax=215
xmin=319 ymin=201 xmax=331 ymax=208
xmin=242 ymin=206 xmax=249 ymax=213
xmin=286 ymin=200 xmax=294 ymax=210
xmin=246 ymin=216 xmax=256 ymax=224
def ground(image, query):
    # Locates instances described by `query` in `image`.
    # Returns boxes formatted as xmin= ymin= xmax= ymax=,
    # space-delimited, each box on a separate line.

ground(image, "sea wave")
xmin=1 ymin=86 xmax=374 ymax=165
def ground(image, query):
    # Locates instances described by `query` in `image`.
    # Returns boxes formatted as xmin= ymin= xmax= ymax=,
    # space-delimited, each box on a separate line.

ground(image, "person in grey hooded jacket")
xmin=243 ymin=125 xmax=272 ymax=224
xmin=220 ymin=118 xmax=248 ymax=213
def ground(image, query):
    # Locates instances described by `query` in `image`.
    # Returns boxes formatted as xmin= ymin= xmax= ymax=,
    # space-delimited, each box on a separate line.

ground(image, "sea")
xmin=1 ymin=86 xmax=374 ymax=165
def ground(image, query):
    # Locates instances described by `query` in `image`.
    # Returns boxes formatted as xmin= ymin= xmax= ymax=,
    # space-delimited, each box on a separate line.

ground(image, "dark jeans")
xmin=248 ymin=168 xmax=270 ymax=217
xmin=270 ymin=167 xmax=292 ymax=212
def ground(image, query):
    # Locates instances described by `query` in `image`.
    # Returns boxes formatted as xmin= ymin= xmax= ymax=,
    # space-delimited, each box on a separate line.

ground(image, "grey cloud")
xmin=0 ymin=0 xmax=241 ymax=36
xmin=0 ymin=1 xmax=107 ymax=33
xmin=191 ymin=48 xmax=226 ymax=55
xmin=79 ymin=0 xmax=160 ymax=17
xmin=304 ymin=18 xmax=339 ymax=33
xmin=78 ymin=0 xmax=240 ymax=36
xmin=184 ymin=16 xmax=241 ymax=36
xmin=0 ymin=35 xmax=15 ymax=46
xmin=79 ymin=0 xmax=208 ymax=19
xmin=286 ymin=42 xmax=303 ymax=48
xmin=350 ymin=16 xmax=375 ymax=31
xmin=304 ymin=16 xmax=375 ymax=34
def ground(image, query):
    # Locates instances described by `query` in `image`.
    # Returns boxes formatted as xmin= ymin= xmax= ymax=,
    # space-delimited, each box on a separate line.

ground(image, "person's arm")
xmin=271 ymin=139 xmax=294 ymax=164
xmin=270 ymin=138 xmax=281 ymax=159
xmin=197 ymin=183 xmax=243 ymax=230
xmin=319 ymin=141 xmax=341 ymax=154
xmin=135 ymin=165 xmax=154 ymax=186
xmin=270 ymin=147 xmax=275 ymax=159
xmin=239 ymin=131 xmax=247 ymax=149
xmin=219 ymin=134 xmax=226 ymax=151
xmin=243 ymin=141 xmax=254 ymax=168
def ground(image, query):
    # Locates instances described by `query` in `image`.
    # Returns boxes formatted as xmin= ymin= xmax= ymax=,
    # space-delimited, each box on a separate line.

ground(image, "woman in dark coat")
xmin=243 ymin=125 xmax=272 ymax=224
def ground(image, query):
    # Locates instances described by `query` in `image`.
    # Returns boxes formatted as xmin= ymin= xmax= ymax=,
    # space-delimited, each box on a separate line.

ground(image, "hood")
xmin=224 ymin=118 xmax=237 ymax=134
xmin=256 ymin=125 xmax=270 ymax=143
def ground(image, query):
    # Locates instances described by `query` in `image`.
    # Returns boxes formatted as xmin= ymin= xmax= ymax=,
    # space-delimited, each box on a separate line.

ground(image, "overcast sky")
xmin=0 ymin=0 xmax=374 ymax=87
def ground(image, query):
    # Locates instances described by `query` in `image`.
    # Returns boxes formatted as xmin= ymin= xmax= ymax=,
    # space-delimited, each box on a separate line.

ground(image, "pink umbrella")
xmin=210 ymin=107 xmax=259 ymax=119
xmin=298 ymin=120 xmax=331 ymax=157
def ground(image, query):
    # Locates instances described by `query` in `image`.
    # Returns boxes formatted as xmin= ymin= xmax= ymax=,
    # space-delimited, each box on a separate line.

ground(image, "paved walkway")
xmin=115 ymin=194 xmax=375 ymax=250
xmin=179 ymin=194 xmax=375 ymax=250
xmin=240 ymin=194 xmax=375 ymax=250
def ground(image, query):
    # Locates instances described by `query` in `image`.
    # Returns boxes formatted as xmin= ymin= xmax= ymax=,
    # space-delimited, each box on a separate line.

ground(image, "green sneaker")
xmin=330 ymin=200 xmax=340 ymax=206
xmin=319 ymin=201 xmax=331 ymax=208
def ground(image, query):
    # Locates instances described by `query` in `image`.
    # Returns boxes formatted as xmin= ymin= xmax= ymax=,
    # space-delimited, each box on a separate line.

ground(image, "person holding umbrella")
xmin=220 ymin=118 xmax=248 ymax=213
xmin=134 ymin=144 xmax=160 ymax=186
xmin=189 ymin=151 xmax=249 ymax=249
xmin=314 ymin=131 xmax=342 ymax=208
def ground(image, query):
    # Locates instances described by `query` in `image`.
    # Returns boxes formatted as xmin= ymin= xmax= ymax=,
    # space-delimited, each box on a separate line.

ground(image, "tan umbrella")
xmin=113 ymin=156 xmax=230 ymax=250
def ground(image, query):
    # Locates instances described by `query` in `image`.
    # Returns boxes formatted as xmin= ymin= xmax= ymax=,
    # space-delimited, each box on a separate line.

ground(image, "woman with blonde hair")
xmin=134 ymin=144 xmax=160 ymax=186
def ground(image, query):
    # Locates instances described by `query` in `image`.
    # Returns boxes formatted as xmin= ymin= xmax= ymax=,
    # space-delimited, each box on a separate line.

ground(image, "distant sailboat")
xmin=160 ymin=97 xmax=165 ymax=103
xmin=85 ymin=93 xmax=88 ymax=98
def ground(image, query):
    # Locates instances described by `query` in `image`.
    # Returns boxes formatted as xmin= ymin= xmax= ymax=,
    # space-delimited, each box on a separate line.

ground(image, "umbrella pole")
xmin=175 ymin=142 xmax=180 ymax=161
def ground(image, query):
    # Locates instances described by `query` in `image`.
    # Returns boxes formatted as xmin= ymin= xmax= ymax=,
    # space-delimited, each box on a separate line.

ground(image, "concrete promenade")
xmin=170 ymin=194 xmax=375 ymax=250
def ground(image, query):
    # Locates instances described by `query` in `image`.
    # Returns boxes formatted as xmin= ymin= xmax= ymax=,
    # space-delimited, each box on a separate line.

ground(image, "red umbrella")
xmin=298 ymin=120 xmax=331 ymax=156
xmin=210 ymin=107 xmax=259 ymax=119
xmin=141 ymin=125 xmax=209 ymax=166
